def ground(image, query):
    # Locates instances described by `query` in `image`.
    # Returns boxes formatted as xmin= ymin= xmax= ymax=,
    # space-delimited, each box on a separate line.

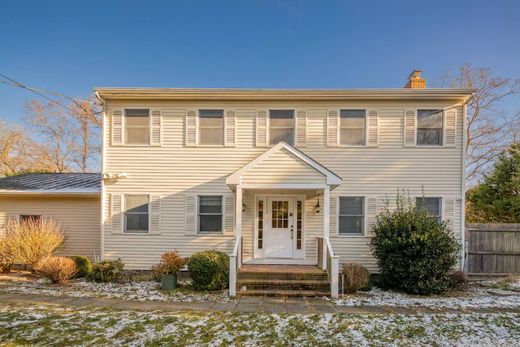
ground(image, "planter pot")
xmin=161 ymin=273 xmax=177 ymax=290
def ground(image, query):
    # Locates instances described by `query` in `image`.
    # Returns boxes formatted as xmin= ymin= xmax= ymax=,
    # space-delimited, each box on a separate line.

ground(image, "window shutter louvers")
xmin=366 ymin=197 xmax=378 ymax=235
xmin=404 ymin=109 xmax=416 ymax=147
xmin=225 ymin=110 xmax=236 ymax=147
xmin=185 ymin=195 xmax=197 ymax=235
xmin=329 ymin=196 xmax=337 ymax=236
xmin=295 ymin=110 xmax=307 ymax=147
xmin=150 ymin=194 xmax=161 ymax=234
xmin=111 ymin=109 xmax=123 ymax=146
xmin=443 ymin=198 xmax=455 ymax=232
xmin=185 ymin=110 xmax=197 ymax=146
xmin=327 ymin=110 xmax=339 ymax=147
xmin=444 ymin=109 xmax=457 ymax=147
xmin=256 ymin=110 xmax=268 ymax=147
xmin=367 ymin=110 xmax=378 ymax=147
xmin=150 ymin=109 xmax=162 ymax=146
xmin=111 ymin=194 xmax=123 ymax=234
xmin=223 ymin=194 xmax=235 ymax=235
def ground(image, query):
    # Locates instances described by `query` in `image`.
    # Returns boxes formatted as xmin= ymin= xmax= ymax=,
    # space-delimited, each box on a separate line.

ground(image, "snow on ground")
xmin=0 ymin=303 xmax=518 ymax=346
xmin=334 ymin=286 xmax=520 ymax=310
xmin=0 ymin=274 xmax=232 ymax=303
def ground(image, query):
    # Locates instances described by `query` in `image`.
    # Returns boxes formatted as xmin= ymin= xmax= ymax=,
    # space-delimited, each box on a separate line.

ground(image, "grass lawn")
xmin=0 ymin=303 xmax=519 ymax=346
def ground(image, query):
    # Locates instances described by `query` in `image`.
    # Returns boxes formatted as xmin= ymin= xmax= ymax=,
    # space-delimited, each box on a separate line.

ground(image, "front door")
xmin=265 ymin=197 xmax=294 ymax=258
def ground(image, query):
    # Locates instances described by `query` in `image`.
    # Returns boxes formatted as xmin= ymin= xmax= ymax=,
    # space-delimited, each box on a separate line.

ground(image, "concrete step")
xmin=239 ymin=289 xmax=331 ymax=297
xmin=237 ymin=279 xmax=330 ymax=291
xmin=238 ymin=272 xmax=328 ymax=281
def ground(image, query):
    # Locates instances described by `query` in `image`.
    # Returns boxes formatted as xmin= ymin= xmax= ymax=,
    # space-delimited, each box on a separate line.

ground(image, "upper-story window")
xmin=125 ymin=109 xmax=150 ymax=145
xmin=340 ymin=110 xmax=366 ymax=146
xmin=417 ymin=109 xmax=443 ymax=146
xmin=199 ymin=110 xmax=224 ymax=145
xmin=269 ymin=110 xmax=294 ymax=145
xmin=416 ymin=197 xmax=442 ymax=223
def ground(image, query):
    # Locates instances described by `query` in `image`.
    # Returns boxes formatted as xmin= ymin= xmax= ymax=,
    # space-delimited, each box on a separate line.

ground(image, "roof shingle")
xmin=0 ymin=173 xmax=101 ymax=193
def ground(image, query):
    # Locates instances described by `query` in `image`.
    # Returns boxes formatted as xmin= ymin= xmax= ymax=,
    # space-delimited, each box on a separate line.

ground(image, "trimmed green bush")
xmin=370 ymin=193 xmax=460 ymax=295
xmin=69 ymin=256 xmax=93 ymax=278
xmin=186 ymin=250 xmax=229 ymax=291
xmin=89 ymin=259 xmax=124 ymax=283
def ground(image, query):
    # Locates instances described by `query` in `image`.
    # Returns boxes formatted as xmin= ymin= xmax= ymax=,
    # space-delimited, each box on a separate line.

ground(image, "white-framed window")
xmin=124 ymin=194 xmax=149 ymax=233
xmin=199 ymin=109 xmax=224 ymax=145
xmin=124 ymin=109 xmax=150 ymax=145
xmin=339 ymin=196 xmax=365 ymax=235
xmin=198 ymin=195 xmax=223 ymax=233
xmin=340 ymin=110 xmax=366 ymax=146
xmin=416 ymin=197 xmax=442 ymax=222
xmin=417 ymin=109 xmax=443 ymax=146
xmin=269 ymin=110 xmax=294 ymax=145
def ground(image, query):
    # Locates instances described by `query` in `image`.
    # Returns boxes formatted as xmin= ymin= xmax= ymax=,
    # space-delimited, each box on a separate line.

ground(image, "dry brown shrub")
xmin=39 ymin=256 xmax=77 ymax=284
xmin=0 ymin=237 xmax=14 ymax=273
xmin=342 ymin=263 xmax=370 ymax=294
xmin=5 ymin=217 xmax=65 ymax=270
xmin=155 ymin=251 xmax=185 ymax=275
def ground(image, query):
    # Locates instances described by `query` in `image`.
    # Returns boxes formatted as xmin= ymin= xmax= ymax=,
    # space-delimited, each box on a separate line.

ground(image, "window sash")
xmin=198 ymin=196 xmax=223 ymax=233
xmin=417 ymin=110 xmax=443 ymax=146
xmin=269 ymin=110 xmax=294 ymax=145
xmin=416 ymin=197 xmax=442 ymax=222
xmin=338 ymin=197 xmax=365 ymax=235
xmin=124 ymin=109 xmax=150 ymax=145
xmin=124 ymin=195 xmax=149 ymax=233
xmin=199 ymin=110 xmax=224 ymax=145
xmin=340 ymin=110 xmax=366 ymax=146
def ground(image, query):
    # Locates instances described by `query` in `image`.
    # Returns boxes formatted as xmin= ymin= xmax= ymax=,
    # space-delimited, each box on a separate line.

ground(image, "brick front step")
xmin=237 ymin=279 xmax=330 ymax=291
xmin=239 ymin=289 xmax=331 ymax=297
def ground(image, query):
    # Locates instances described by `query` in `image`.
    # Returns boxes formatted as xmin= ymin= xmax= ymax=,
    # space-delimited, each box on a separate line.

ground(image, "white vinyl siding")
xmin=103 ymin=100 xmax=463 ymax=270
xmin=199 ymin=110 xmax=224 ymax=145
xmin=125 ymin=109 xmax=150 ymax=145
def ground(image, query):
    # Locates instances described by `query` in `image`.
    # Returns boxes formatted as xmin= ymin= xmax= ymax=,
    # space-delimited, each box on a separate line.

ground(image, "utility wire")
xmin=0 ymin=73 xmax=102 ymax=115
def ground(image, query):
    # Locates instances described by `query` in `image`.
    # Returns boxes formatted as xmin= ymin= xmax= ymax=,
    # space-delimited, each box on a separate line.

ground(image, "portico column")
xmin=321 ymin=185 xmax=330 ymax=269
xmin=235 ymin=185 xmax=243 ymax=269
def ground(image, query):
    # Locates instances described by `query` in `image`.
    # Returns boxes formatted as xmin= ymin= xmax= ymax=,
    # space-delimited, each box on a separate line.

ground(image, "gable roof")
xmin=226 ymin=142 xmax=342 ymax=187
xmin=0 ymin=173 xmax=101 ymax=196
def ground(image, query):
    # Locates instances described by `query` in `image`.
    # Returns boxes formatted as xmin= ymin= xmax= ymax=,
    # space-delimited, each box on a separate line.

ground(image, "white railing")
xmin=229 ymin=236 xmax=242 ymax=297
xmin=317 ymin=237 xmax=340 ymax=298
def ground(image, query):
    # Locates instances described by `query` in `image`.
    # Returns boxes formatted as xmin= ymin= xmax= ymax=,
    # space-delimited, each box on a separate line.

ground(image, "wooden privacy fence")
xmin=466 ymin=223 xmax=520 ymax=275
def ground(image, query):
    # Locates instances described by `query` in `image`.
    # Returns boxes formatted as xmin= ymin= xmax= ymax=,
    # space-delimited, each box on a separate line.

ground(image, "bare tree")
xmin=440 ymin=64 xmax=520 ymax=184
xmin=24 ymin=100 xmax=76 ymax=173
xmin=0 ymin=121 xmax=45 ymax=175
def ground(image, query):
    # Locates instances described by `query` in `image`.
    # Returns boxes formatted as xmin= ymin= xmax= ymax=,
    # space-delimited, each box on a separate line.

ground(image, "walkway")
xmin=1 ymin=292 xmax=518 ymax=315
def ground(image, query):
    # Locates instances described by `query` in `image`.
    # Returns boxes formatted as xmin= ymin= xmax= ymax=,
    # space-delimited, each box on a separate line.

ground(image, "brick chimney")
xmin=404 ymin=70 xmax=426 ymax=89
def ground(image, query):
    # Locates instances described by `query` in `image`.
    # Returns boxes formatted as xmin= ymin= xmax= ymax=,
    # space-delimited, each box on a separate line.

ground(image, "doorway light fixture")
xmin=314 ymin=198 xmax=321 ymax=213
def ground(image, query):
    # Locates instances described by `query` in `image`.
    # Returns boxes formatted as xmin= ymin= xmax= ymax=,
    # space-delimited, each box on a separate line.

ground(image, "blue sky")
xmin=1 ymin=0 xmax=519 ymax=123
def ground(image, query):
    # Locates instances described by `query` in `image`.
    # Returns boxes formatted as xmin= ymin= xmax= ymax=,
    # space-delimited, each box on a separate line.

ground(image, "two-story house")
xmin=94 ymin=71 xmax=473 ymax=297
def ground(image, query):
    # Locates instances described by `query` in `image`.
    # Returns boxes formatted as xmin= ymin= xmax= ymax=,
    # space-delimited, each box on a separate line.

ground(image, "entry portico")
xmin=226 ymin=142 xmax=342 ymax=297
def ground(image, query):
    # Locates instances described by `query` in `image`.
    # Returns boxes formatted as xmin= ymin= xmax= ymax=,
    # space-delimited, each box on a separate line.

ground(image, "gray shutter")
xmin=150 ymin=109 xmax=162 ymax=146
xmin=404 ymin=109 xmax=416 ymax=147
xmin=444 ymin=109 xmax=457 ymax=147
xmin=367 ymin=110 xmax=378 ymax=147
xmin=366 ymin=197 xmax=378 ymax=235
xmin=223 ymin=195 xmax=235 ymax=235
xmin=295 ymin=110 xmax=307 ymax=147
xmin=327 ymin=110 xmax=338 ymax=147
xmin=111 ymin=109 xmax=123 ymax=146
xmin=256 ymin=110 xmax=268 ymax=147
xmin=150 ymin=194 xmax=161 ymax=234
xmin=225 ymin=110 xmax=236 ymax=147
xmin=104 ymin=194 xmax=112 ymax=234
xmin=443 ymin=198 xmax=455 ymax=232
xmin=185 ymin=195 xmax=197 ymax=235
xmin=111 ymin=194 xmax=123 ymax=234
xmin=330 ymin=196 xmax=337 ymax=236
xmin=185 ymin=110 xmax=197 ymax=146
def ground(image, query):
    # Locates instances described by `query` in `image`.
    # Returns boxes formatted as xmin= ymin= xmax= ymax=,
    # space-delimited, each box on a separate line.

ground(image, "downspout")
xmin=461 ymin=100 xmax=468 ymax=272
xmin=95 ymin=91 xmax=106 ymax=261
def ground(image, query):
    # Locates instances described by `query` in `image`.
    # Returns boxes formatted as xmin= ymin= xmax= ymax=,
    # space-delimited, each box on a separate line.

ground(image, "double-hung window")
xmin=340 ymin=110 xmax=366 ymax=146
xmin=416 ymin=197 xmax=442 ymax=223
xmin=198 ymin=196 xmax=223 ymax=233
xmin=199 ymin=110 xmax=224 ymax=145
xmin=125 ymin=109 xmax=150 ymax=145
xmin=417 ymin=109 xmax=443 ymax=146
xmin=338 ymin=197 xmax=365 ymax=235
xmin=269 ymin=110 xmax=294 ymax=145
xmin=124 ymin=195 xmax=149 ymax=233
